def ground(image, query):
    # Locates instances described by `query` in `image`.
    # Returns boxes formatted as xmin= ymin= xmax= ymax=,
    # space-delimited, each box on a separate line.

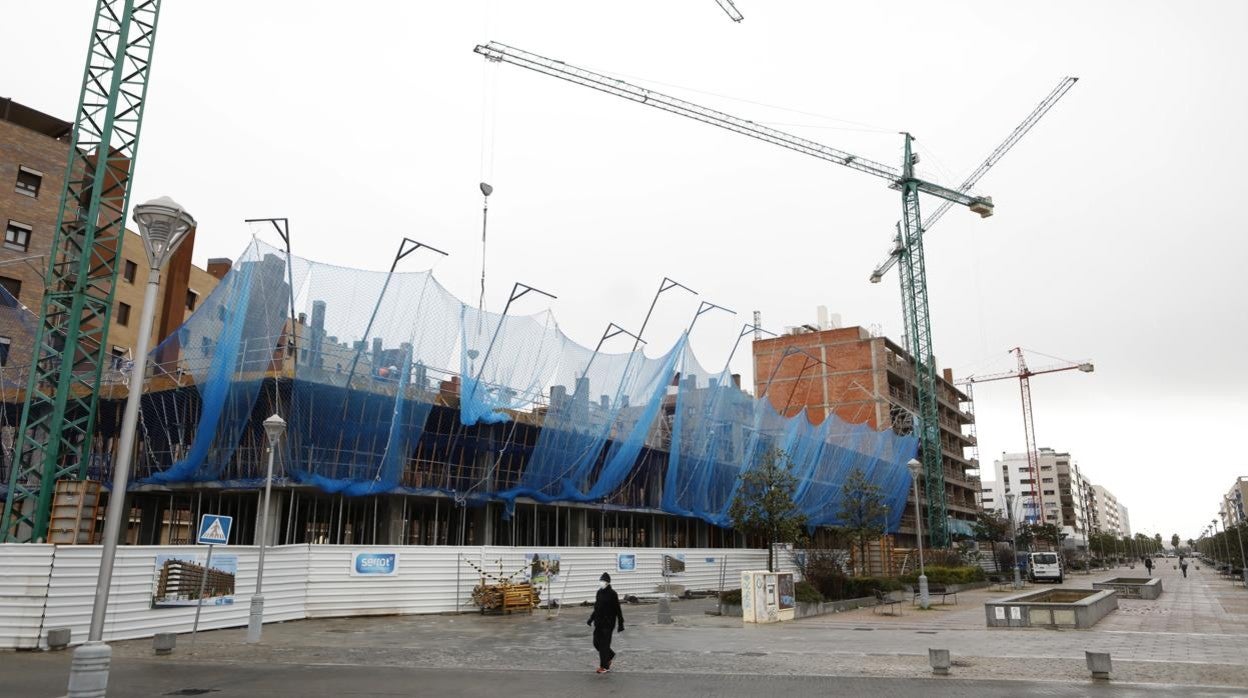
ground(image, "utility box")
xmin=741 ymin=570 xmax=795 ymax=624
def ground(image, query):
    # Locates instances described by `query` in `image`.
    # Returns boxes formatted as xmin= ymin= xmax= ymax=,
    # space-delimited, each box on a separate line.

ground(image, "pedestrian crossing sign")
xmin=197 ymin=514 xmax=232 ymax=545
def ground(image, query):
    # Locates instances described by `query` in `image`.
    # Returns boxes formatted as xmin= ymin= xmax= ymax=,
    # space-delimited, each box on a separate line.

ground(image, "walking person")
xmin=587 ymin=572 xmax=625 ymax=674
xmin=1180 ymin=557 xmax=1188 ymax=578
xmin=1144 ymin=556 xmax=1154 ymax=576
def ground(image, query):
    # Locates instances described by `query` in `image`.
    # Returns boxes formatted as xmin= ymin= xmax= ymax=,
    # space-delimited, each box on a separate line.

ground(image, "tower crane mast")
xmin=958 ymin=348 xmax=1093 ymax=526
xmin=473 ymin=41 xmax=1030 ymax=546
xmin=2 ymin=0 xmax=163 ymax=542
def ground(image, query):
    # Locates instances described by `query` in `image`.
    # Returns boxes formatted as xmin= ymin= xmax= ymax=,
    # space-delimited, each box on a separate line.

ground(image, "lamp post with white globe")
xmin=247 ymin=413 xmax=286 ymax=643
xmin=908 ymin=458 xmax=929 ymax=609
xmin=68 ymin=197 xmax=195 ymax=697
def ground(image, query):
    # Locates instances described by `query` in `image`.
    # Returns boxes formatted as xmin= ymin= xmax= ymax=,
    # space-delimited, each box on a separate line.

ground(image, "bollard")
xmin=928 ymin=648 xmax=951 ymax=675
xmin=66 ymin=641 xmax=111 ymax=698
xmin=657 ymin=597 xmax=673 ymax=624
xmin=47 ymin=627 xmax=71 ymax=651
xmin=1085 ymin=651 xmax=1111 ymax=680
xmin=153 ymin=632 xmax=176 ymax=655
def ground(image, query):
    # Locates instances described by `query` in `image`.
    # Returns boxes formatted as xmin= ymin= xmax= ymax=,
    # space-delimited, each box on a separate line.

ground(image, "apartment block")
xmin=994 ymin=448 xmax=1095 ymax=546
xmin=1221 ymin=476 xmax=1247 ymax=527
xmin=0 ymin=97 xmax=219 ymax=373
xmin=752 ymin=322 xmax=979 ymax=546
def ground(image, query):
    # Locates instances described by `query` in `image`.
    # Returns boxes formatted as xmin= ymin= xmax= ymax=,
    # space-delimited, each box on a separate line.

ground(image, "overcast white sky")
xmin=4 ymin=1 xmax=1245 ymax=543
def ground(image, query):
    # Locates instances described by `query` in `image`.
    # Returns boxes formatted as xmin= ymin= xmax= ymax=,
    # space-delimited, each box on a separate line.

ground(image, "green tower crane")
xmin=2 ymin=0 xmax=164 ymax=542
xmin=474 ymin=42 xmax=1075 ymax=547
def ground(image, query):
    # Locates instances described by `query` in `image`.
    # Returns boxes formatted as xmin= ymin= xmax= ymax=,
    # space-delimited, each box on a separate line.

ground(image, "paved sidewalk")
xmin=5 ymin=560 xmax=1245 ymax=695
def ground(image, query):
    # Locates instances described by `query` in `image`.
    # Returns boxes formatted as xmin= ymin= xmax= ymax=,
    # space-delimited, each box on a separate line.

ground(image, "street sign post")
xmin=191 ymin=514 xmax=232 ymax=647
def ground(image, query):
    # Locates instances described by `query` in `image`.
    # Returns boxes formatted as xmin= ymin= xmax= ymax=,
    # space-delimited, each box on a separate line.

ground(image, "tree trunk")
xmin=768 ymin=535 xmax=775 ymax=572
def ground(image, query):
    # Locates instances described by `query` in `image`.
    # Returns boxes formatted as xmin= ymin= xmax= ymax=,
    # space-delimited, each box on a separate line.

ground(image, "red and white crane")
xmin=958 ymin=349 xmax=1093 ymax=525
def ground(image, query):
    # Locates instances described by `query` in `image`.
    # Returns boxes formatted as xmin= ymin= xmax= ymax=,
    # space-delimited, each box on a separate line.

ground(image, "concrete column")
xmin=137 ymin=497 xmax=162 ymax=545
xmin=252 ymin=491 xmax=284 ymax=546
xmin=475 ymin=503 xmax=494 ymax=546
xmin=568 ymin=509 xmax=590 ymax=547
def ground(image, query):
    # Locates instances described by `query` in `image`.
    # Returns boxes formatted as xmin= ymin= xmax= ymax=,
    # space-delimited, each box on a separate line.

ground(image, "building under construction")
xmin=752 ymin=322 xmax=980 ymax=548
xmin=2 ymin=241 xmax=921 ymax=551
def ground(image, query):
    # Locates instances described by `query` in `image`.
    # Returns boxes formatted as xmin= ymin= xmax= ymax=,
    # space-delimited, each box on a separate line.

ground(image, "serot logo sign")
xmin=351 ymin=552 xmax=398 ymax=576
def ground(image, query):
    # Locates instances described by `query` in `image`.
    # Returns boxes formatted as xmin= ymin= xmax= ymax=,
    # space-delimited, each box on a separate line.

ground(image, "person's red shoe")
xmin=595 ymin=667 xmax=607 ymax=674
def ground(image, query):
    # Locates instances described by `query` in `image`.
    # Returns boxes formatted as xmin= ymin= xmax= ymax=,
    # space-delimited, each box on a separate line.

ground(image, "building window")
xmin=0 ymin=275 xmax=21 ymax=301
xmin=1040 ymin=465 xmax=1053 ymax=471
xmin=116 ymin=302 xmax=131 ymax=326
xmin=1043 ymin=489 xmax=1056 ymax=496
xmin=5 ymin=221 xmax=32 ymax=252
xmin=123 ymin=259 xmax=137 ymax=283
xmin=15 ymin=166 xmax=42 ymax=197
xmin=0 ymin=336 xmax=10 ymax=366
xmin=1042 ymin=477 xmax=1054 ymax=483
xmin=186 ymin=289 xmax=198 ymax=311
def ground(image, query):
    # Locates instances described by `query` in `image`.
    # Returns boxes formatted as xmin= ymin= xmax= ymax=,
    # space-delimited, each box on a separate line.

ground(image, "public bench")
xmin=872 ymin=589 xmax=901 ymax=615
xmin=913 ymin=584 xmax=958 ymax=605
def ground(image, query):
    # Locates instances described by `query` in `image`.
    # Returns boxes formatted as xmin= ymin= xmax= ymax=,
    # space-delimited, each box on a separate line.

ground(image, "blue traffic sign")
xmin=197 ymin=514 xmax=232 ymax=545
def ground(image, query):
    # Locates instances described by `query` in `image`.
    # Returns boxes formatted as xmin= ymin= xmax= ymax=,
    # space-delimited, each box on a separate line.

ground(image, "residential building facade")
xmin=752 ymin=322 xmax=980 ymax=546
xmin=0 ymin=97 xmax=219 ymax=374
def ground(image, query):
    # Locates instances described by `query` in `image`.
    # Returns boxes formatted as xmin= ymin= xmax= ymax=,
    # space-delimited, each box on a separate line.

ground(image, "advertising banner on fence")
xmin=526 ymin=552 xmax=561 ymax=585
xmin=350 ymin=551 xmax=399 ymax=576
xmin=152 ymin=553 xmax=237 ymax=608
xmin=617 ymin=553 xmax=636 ymax=572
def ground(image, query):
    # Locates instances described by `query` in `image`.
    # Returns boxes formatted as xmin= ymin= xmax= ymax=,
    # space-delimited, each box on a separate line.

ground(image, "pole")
xmin=1007 ymin=496 xmax=1021 ymax=589
xmin=1229 ymin=502 xmax=1247 ymax=587
xmin=247 ymin=439 xmax=277 ymax=643
xmin=88 ymin=271 xmax=161 ymax=640
xmin=911 ymin=472 xmax=928 ymax=609
xmin=190 ymin=543 xmax=215 ymax=649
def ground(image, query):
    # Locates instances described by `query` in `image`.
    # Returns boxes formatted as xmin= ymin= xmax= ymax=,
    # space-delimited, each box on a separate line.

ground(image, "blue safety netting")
xmin=135 ymin=239 xmax=919 ymax=527
xmin=145 ymin=243 xmax=292 ymax=482
xmin=663 ymin=345 xmax=918 ymax=530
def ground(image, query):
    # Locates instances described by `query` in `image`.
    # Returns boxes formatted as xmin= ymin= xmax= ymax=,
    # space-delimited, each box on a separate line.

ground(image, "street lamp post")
xmin=1005 ymin=494 xmax=1022 ymax=589
xmin=907 ymin=458 xmax=928 ymax=609
xmin=1226 ymin=497 xmax=1247 ymax=587
xmin=1212 ymin=518 xmax=1225 ymax=574
xmin=68 ymin=197 xmax=195 ymax=698
xmin=247 ymin=414 xmax=286 ymax=643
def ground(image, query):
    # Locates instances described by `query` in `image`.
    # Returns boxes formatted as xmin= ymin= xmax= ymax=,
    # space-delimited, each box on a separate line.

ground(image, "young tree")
xmin=729 ymin=449 xmax=808 ymax=572
xmin=1154 ymin=533 xmax=1163 ymax=551
xmin=1171 ymin=533 xmax=1181 ymax=550
xmin=972 ymin=511 xmax=1010 ymax=543
xmin=1031 ymin=523 xmax=1065 ymax=549
xmin=837 ymin=467 xmax=887 ymax=576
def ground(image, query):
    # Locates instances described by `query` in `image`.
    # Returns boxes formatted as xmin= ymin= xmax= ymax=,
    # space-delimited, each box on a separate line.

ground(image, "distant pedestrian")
xmin=1180 ymin=559 xmax=1188 ymax=578
xmin=1144 ymin=557 xmax=1154 ymax=576
xmin=587 ymin=572 xmax=625 ymax=673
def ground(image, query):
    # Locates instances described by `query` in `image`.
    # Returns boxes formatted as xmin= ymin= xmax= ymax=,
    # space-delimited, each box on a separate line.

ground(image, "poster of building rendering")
xmin=526 ymin=552 xmax=561 ymax=585
xmin=152 ymin=553 xmax=238 ymax=608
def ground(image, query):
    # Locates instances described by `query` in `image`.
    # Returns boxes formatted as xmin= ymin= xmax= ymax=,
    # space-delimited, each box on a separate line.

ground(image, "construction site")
xmin=2 ymin=7 xmax=1080 ymax=576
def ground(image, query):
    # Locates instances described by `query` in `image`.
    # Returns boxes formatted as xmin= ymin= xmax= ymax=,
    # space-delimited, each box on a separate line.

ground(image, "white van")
xmin=1028 ymin=552 xmax=1064 ymax=584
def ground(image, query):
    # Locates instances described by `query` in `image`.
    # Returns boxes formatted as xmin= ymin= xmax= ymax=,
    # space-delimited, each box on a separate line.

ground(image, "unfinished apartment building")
xmin=752 ymin=322 xmax=980 ymax=547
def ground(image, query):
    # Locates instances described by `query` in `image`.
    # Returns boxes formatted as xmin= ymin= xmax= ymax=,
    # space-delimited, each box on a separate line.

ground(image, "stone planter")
xmin=1092 ymin=577 xmax=1162 ymax=600
xmin=985 ymin=588 xmax=1118 ymax=629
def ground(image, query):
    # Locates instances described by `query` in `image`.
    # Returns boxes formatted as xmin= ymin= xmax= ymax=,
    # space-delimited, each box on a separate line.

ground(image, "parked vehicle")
xmin=1028 ymin=552 xmax=1064 ymax=583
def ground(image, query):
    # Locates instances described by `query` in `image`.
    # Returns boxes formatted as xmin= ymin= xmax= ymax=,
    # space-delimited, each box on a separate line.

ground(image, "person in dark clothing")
xmin=587 ymin=572 xmax=625 ymax=673
xmin=1180 ymin=558 xmax=1189 ymax=578
xmin=1144 ymin=556 xmax=1154 ymax=576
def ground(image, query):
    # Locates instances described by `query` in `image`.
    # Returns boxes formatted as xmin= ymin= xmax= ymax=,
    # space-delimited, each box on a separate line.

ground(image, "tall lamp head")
xmin=132 ymin=196 xmax=196 ymax=269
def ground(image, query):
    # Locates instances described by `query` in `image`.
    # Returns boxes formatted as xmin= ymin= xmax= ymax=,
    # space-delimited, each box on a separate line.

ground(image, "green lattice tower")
xmin=2 ymin=0 xmax=163 ymax=542
xmin=897 ymin=133 xmax=951 ymax=549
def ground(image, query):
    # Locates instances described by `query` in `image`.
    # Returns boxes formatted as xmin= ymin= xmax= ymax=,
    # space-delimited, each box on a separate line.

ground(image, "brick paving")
xmin=20 ymin=559 xmax=1248 ymax=690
